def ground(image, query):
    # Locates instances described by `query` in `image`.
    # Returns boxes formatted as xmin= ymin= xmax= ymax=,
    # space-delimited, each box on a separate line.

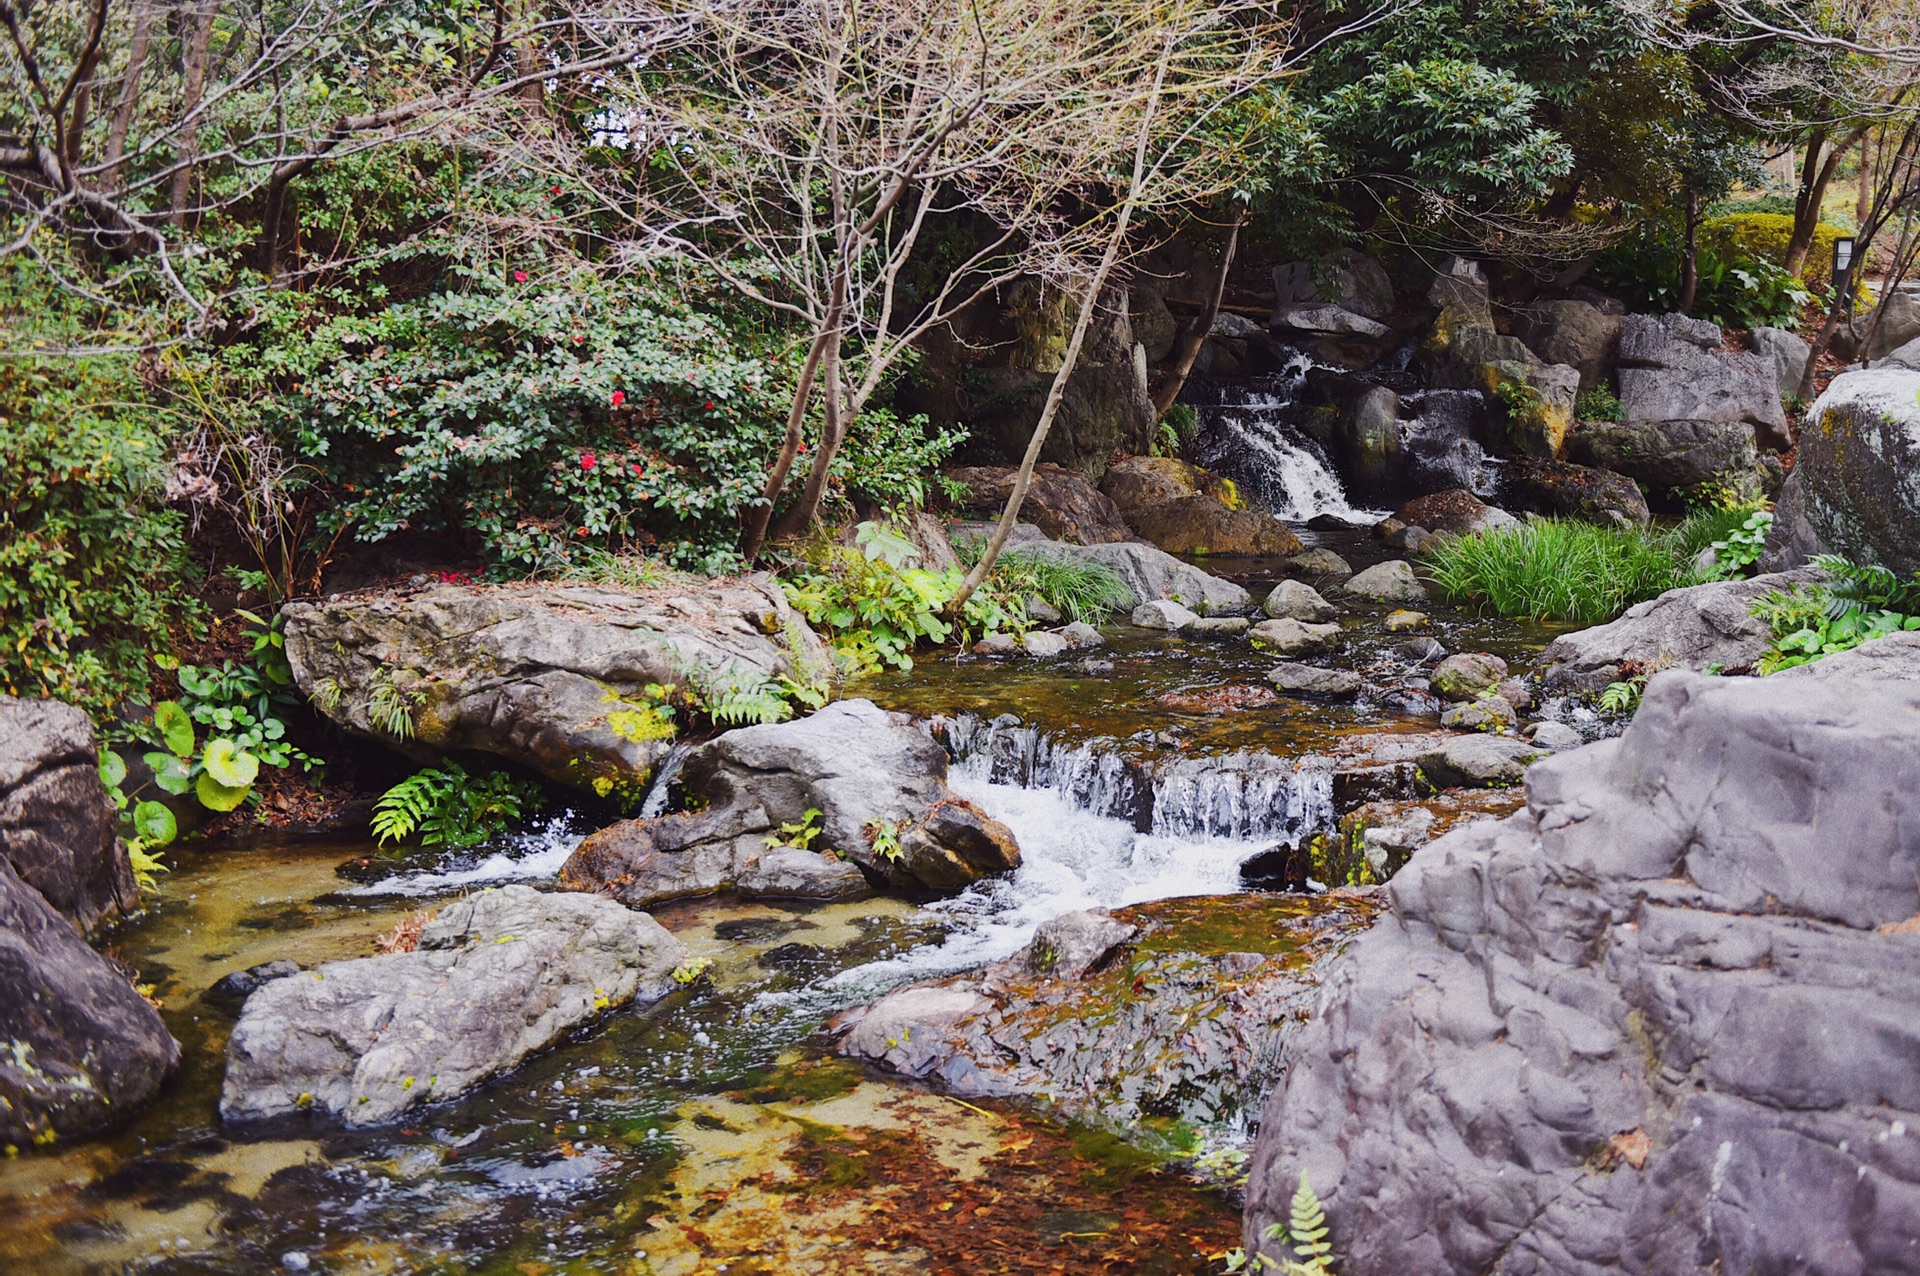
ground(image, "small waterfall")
xmin=940 ymin=714 xmax=1334 ymax=845
xmin=1186 ymin=365 xmax=1382 ymax=523
xmin=638 ymin=740 xmax=696 ymax=818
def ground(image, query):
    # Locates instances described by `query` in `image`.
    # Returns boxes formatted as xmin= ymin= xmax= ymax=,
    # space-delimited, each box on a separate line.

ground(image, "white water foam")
xmin=350 ymin=812 xmax=587 ymax=897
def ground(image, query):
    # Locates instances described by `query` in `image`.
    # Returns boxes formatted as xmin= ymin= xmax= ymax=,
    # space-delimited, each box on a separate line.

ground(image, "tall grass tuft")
xmin=991 ymin=549 xmax=1132 ymax=624
xmin=1424 ymin=517 xmax=1693 ymax=624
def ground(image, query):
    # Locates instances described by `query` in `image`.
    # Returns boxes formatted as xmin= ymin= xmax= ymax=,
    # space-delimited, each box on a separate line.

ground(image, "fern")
xmin=372 ymin=767 xmax=456 ymax=846
xmin=1259 ymin=1174 xmax=1337 ymax=1275
xmin=367 ymin=674 xmax=418 ymax=740
xmin=374 ymin=762 xmax=545 ymax=849
xmin=1814 ymin=553 xmax=1920 ymax=620
xmin=699 ymin=662 xmax=794 ymax=726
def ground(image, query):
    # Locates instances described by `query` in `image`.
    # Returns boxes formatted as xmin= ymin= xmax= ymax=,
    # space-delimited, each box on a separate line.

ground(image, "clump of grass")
xmin=550 ymin=545 xmax=697 ymax=591
xmin=1665 ymin=505 xmax=1756 ymax=564
xmin=1423 ymin=517 xmax=1689 ymax=624
xmin=990 ymin=549 xmax=1132 ymax=624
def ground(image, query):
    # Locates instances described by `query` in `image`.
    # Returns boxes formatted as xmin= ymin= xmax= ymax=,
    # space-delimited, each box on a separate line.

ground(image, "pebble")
xmin=1383 ymin=609 xmax=1428 ymax=632
xmin=283 ymin=1253 xmax=311 ymax=1272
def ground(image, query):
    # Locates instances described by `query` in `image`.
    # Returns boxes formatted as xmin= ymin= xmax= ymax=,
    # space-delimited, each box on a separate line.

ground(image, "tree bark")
xmin=1149 ymin=204 xmax=1242 ymax=419
xmin=169 ymin=0 xmax=218 ymax=226
xmin=739 ymin=323 xmax=833 ymax=562
xmin=1677 ymin=190 xmax=1702 ymax=316
xmin=1786 ymin=128 xmax=1862 ymax=274
xmin=104 ymin=0 xmax=158 ymax=184
xmin=1859 ymin=129 xmax=1878 ymax=228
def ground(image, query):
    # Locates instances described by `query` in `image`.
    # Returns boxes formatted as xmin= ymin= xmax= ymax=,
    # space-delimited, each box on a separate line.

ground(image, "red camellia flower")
xmin=512 ymin=270 xmax=528 ymax=283
xmin=580 ymin=452 xmax=597 ymax=470
xmin=610 ymin=390 xmax=626 ymax=407
xmin=703 ymin=400 xmax=714 ymax=410
xmin=631 ymin=462 xmax=644 ymax=476
xmin=797 ymin=442 xmax=809 ymax=454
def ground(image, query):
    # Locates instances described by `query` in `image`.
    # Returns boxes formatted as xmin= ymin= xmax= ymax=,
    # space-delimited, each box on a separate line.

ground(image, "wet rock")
xmin=1792 ymin=366 xmax=1920 ymax=574
xmin=1380 ymin=524 xmax=1431 ymax=552
xmin=564 ymin=700 xmax=1018 ymax=900
xmin=1057 ymin=621 xmax=1105 ymax=648
xmin=1124 ymin=496 xmax=1304 ymax=557
xmin=1748 ymin=325 xmax=1810 ymax=403
xmin=1415 ymin=734 xmax=1543 ymax=788
xmin=1393 ymin=490 xmax=1517 ymax=537
xmin=1615 ymin=313 xmax=1788 ymax=450
xmin=1 ymin=856 xmax=179 ymax=1150
xmin=1081 ymin=658 xmax=1115 ymax=676
xmin=972 ymin=633 xmax=1019 ymax=656
xmin=1098 ymin=455 xmax=1243 ymax=517
xmin=207 ymin=960 xmax=302 ymax=1011
xmin=1019 ymin=631 xmax=1071 ymax=659
xmin=1262 ymin=580 xmax=1338 ymax=623
xmin=1287 ymin=549 xmax=1353 ymax=578
xmin=0 ymin=698 xmax=139 ymax=935
xmin=1566 ymin=418 xmax=1759 ymax=491
xmin=1430 ymin=653 xmax=1508 ymax=701
xmin=1249 ymin=618 xmax=1342 ymax=657
xmin=1525 ymin=720 xmax=1584 ymax=749
xmin=1773 ymin=630 xmax=1920 ymax=680
xmin=1273 ymin=252 xmax=1395 ymax=323
xmin=1499 ymin=457 xmax=1651 ymax=528
xmin=1512 ymin=299 xmax=1621 ymax=394
xmin=1246 ymin=671 xmax=1920 ymax=1276
xmin=1268 ymin=664 xmax=1364 ymax=698
xmin=1439 ymin=697 xmax=1518 ymax=733
xmin=1383 ymin=610 xmax=1427 ymax=632
xmin=1371 ymin=517 xmax=1407 ymax=542
xmin=222 ymin=885 xmax=684 ymax=1127
xmin=1336 ymin=386 xmax=1404 ymax=492
xmin=1343 ymin=560 xmax=1427 ymax=604
xmin=1539 ymin=567 xmax=1826 ymax=693
xmin=1044 ymin=541 xmax=1251 ymax=615
xmin=943 ymin=464 xmax=1130 ymax=545
xmin=1329 ymin=791 xmax=1527 ymax=887
xmin=1131 ymin=599 xmax=1200 ymax=631
xmin=282 ymin=577 xmax=835 ymax=797
xmin=1024 ymin=597 xmax=1062 ymax=624
xmin=736 ymin=847 xmax=870 ymax=900
xmin=1157 ymin=684 xmax=1280 ymax=715
xmin=1496 ymin=677 xmax=1533 ymax=712
xmin=1396 ymin=636 xmax=1447 ymax=664
xmin=1187 ymin=616 xmax=1252 ymax=636
xmin=837 ymin=894 xmax=1384 ymax=1131
xmin=1024 ymin=910 xmax=1138 ymax=978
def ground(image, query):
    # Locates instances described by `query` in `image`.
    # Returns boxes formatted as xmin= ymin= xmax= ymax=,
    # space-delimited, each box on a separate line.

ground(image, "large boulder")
xmin=1273 ymin=252 xmax=1396 ymax=323
xmin=1 ymin=856 xmax=178 ymax=1151
xmin=222 ymin=885 xmax=685 ymax=1127
xmin=1774 ymin=631 xmax=1920 ymax=680
xmin=1566 ymin=417 xmax=1758 ymax=490
xmin=943 ymin=464 xmax=1131 ymax=545
xmin=1747 ymin=325 xmax=1810 ymax=402
xmin=1123 ymin=495 xmax=1304 ymax=556
xmin=1863 ymin=290 xmax=1920 ymax=363
xmin=1539 ymin=568 xmax=1825 ymax=692
xmin=562 ymin=700 xmax=1019 ymax=900
xmin=0 ymin=697 xmax=137 ymax=933
xmin=282 ymin=578 xmax=835 ymax=799
xmin=1335 ymin=385 xmax=1405 ymax=494
xmin=1499 ymin=457 xmax=1651 ymax=528
xmin=1392 ymin=490 xmax=1517 ymax=537
xmin=1039 ymin=540 xmax=1251 ymax=615
xmin=1791 ymin=366 xmax=1920 ymax=574
xmin=1512 ymin=299 xmax=1622 ymax=394
xmin=1615 ymin=313 xmax=1788 ymax=450
xmin=1098 ymin=455 xmax=1243 ymax=516
xmin=1245 ymin=671 xmax=1920 ymax=1275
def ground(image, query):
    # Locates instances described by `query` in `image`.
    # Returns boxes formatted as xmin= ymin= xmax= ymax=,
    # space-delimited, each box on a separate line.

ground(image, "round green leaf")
xmin=98 ymin=749 xmax=127 ymax=791
xmin=153 ymin=700 xmax=195 ymax=758
xmin=143 ymin=751 xmax=193 ymax=796
xmin=132 ymin=800 xmax=178 ymax=847
xmin=196 ymin=772 xmax=251 ymax=812
xmin=202 ymin=737 xmax=260 ymax=789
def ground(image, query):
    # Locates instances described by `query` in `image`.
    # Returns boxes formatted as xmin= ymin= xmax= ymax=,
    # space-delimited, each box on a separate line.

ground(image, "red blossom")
xmin=703 ymin=400 xmax=714 ymax=410
xmin=580 ymin=452 xmax=597 ymax=470
xmin=512 ymin=270 xmax=529 ymax=283
xmin=610 ymin=390 xmax=626 ymax=407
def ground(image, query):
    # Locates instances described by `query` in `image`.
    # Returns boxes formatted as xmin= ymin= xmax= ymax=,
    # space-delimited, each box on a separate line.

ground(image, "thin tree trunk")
xmin=769 ymin=332 xmax=847 ymax=541
xmin=1677 ymin=191 xmax=1701 ymax=315
xmin=1150 ymin=205 xmax=1242 ymax=419
xmin=945 ymin=47 xmax=1170 ymax=620
xmin=103 ymin=1 xmax=156 ymax=187
xmin=169 ymin=0 xmax=218 ymax=226
xmin=1859 ymin=129 xmax=1878 ymax=228
xmin=1787 ymin=128 xmax=1863 ymax=273
xmin=740 ymin=324 xmax=834 ymax=562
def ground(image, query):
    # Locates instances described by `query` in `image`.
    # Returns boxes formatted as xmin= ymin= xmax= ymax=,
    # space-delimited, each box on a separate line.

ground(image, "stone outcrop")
xmin=1499 ymin=457 xmax=1651 ymax=528
xmin=561 ymin=700 xmax=1019 ymax=902
xmin=1792 ymin=366 xmax=1920 ymax=574
xmin=1566 ymin=418 xmax=1758 ymax=490
xmin=1098 ymin=455 xmax=1243 ymax=516
xmin=1747 ymin=325 xmax=1810 ymax=402
xmin=1123 ymin=495 xmax=1304 ymax=556
xmin=1774 ymin=631 xmax=1920 ymax=680
xmin=1539 ymin=568 xmax=1825 ymax=692
xmin=1614 ymin=312 xmax=1788 ymax=450
xmin=1245 ymin=671 xmax=1920 ymax=1275
xmin=1512 ymin=299 xmax=1622 ymax=394
xmin=836 ymin=894 xmax=1383 ymax=1134
xmin=942 ymin=464 xmax=1131 ymax=545
xmin=1 ymin=857 xmax=179 ymax=1151
xmin=222 ymin=885 xmax=685 ymax=1127
xmin=0 ymin=697 xmax=137 ymax=933
xmin=1392 ymin=490 xmax=1517 ymax=537
xmin=0 ymin=697 xmax=177 ymax=1151
xmin=282 ymin=578 xmax=835 ymax=799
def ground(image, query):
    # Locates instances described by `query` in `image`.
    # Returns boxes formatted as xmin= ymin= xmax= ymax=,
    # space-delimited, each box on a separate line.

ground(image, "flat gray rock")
xmin=1245 ymin=671 xmax=1920 ymax=1274
xmin=1773 ymin=630 xmax=1920 ymax=679
xmin=1416 ymin=733 xmax=1542 ymax=787
xmin=1019 ymin=631 xmax=1071 ymax=658
xmin=1268 ymin=663 xmax=1363 ymax=697
xmin=1024 ymin=909 xmax=1138 ymax=978
xmin=1263 ymin=579 xmax=1338 ymax=622
xmin=221 ymin=885 xmax=686 ymax=1127
xmin=1249 ymin=618 xmax=1342 ymax=656
xmin=737 ymin=846 xmax=870 ymax=900
xmin=1343 ymin=560 xmax=1428 ymax=604
xmin=1131 ymin=599 xmax=1200 ymax=631
xmin=1044 ymin=541 xmax=1251 ymax=615
xmin=1430 ymin=652 xmax=1507 ymax=701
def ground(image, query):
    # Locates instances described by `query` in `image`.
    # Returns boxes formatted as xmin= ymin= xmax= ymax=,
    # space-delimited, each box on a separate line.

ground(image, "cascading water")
xmin=1186 ymin=360 xmax=1383 ymax=523
xmin=1402 ymin=388 xmax=1503 ymax=497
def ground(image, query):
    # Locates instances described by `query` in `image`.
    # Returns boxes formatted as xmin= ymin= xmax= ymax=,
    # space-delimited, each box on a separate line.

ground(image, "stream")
xmin=1 ymin=398 xmax=1575 ymax=1273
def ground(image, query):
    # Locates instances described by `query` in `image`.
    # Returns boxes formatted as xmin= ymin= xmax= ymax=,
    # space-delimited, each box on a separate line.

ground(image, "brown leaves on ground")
xmin=1155 ymin=684 xmax=1279 ymax=715
xmin=375 ymin=907 xmax=436 ymax=955
xmin=1599 ymin=1127 xmax=1652 ymax=1172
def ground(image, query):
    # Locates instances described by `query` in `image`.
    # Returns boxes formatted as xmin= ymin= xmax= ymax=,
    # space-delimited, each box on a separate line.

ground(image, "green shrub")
xmin=985 ymin=548 xmax=1132 ymax=625
xmin=1423 ymin=517 xmax=1690 ymax=624
xmin=1697 ymin=212 xmax=1862 ymax=296
xmin=372 ymin=761 xmax=545 ymax=849
xmin=1574 ymin=386 xmax=1622 ymax=423
xmin=1752 ymin=555 xmax=1920 ymax=673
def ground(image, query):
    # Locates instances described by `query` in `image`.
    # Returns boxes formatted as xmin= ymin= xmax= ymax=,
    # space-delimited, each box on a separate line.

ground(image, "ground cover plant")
xmin=1752 ymin=556 xmax=1920 ymax=673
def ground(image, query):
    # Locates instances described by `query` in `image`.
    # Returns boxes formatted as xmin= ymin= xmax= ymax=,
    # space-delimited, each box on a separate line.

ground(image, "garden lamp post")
xmin=1834 ymin=236 xmax=1857 ymax=313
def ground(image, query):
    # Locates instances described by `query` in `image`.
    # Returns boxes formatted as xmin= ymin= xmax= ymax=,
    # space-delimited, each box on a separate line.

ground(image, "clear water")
xmin=1186 ymin=362 xmax=1385 ymax=523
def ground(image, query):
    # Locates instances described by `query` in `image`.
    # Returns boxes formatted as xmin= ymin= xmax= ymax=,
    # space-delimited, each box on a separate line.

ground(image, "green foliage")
xmin=765 ymin=808 xmax=824 ymax=852
xmin=1697 ymin=509 xmax=1774 ymax=582
xmin=1698 ymin=213 xmax=1866 ymax=299
xmin=1423 ymin=517 xmax=1691 ymax=624
xmin=699 ymin=663 xmax=799 ymax=726
xmin=1754 ymin=555 xmax=1920 ymax=673
xmin=1599 ymin=675 xmax=1648 ymax=714
xmin=990 ymin=550 xmax=1132 ymax=625
xmin=1575 ymin=386 xmax=1623 ymax=423
xmin=0 ymin=266 xmax=203 ymax=715
xmin=1247 ymin=1174 xmax=1337 ymax=1274
xmin=1155 ymin=404 xmax=1199 ymax=458
xmin=866 ymin=818 xmax=907 ymax=863
xmin=372 ymin=761 xmax=545 ymax=849
xmin=829 ymin=408 xmax=968 ymax=511
xmin=367 ymin=673 xmax=419 ymax=741
xmin=98 ymin=748 xmax=176 ymax=893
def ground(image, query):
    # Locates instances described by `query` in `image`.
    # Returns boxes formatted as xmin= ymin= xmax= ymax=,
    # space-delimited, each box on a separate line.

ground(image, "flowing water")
xmin=1184 ymin=367 xmax=1382 ymax=523
xmin=2 ymin=400 xmax=1577 ymax=1274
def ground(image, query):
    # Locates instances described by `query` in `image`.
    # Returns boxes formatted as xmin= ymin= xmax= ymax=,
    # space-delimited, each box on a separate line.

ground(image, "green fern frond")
xmin=372 ymin=765 xmax=462 ymax=846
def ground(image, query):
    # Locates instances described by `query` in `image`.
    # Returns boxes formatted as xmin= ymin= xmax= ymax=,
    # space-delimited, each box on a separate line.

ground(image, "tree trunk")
xmin=1787 ymin=128 xmax=1862 ymax=274
xmin=169 ymin=0 xmax=218 ymax=227
xmin=1677 ymin=190 xmax=1702 ymax=315
xmin=768 ymin=331 xmax=849 ymax=541
xmin=1859 ymin=129 xmax=1878 ymax=228
xmin=1149 ymin=205 xmax=1242 ymax=419
xmin=102 ymin=1 xmax=155 ymax=187
xmin=739 ymin=324 xmax=833 ymax=562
